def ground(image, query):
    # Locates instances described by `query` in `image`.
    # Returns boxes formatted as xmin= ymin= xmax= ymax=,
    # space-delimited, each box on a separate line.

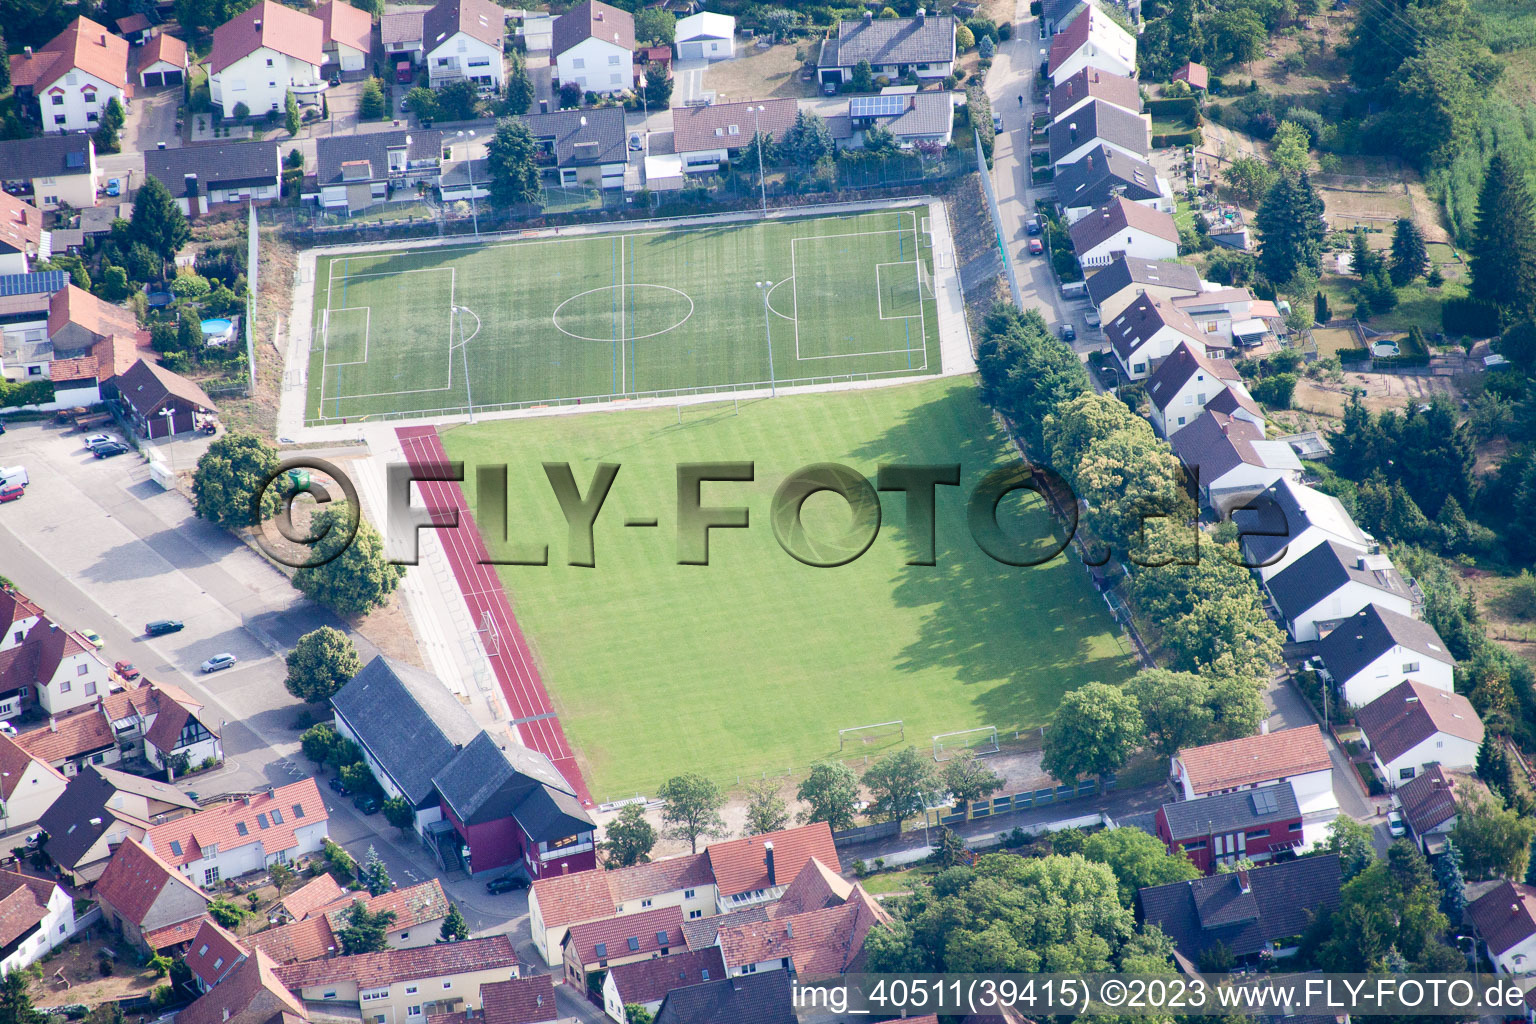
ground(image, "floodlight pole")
xmin=457 ymin=130 xmax=480 ymax=240
xmin=751 ymin=104 xmax=767 ymax=219
xmin=755 ymin=281 xmax=776 ymax=397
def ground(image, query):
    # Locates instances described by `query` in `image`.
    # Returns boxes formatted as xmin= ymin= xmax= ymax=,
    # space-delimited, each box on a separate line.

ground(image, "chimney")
xmin=917 ymin=6 xmax=926 ymax=18
xmin=48 ymin=717 xmax=56 ymax=732
xmin=1236 ymin=868 xmax=1251 ymax=893
xmin=23 ymin=46 xmax=31 ymax=58
xmin=1069 ymin=120 xmax=1078 ymax=141
xmin=863 ymin=9 xmax=872 ymax=21
xmin=1259 ymin=719 xmax=1269 ymax=734
xmin=785 ymin=921 xmax=794 ymax=938
xmin=595 ymin=8 xmax=603 ymax=18
xmin=254 ymin=18 xmax=262 ymax=31
xmin=561 ymin=862 xmax=570 ymax=874
xmin=100 ymin=34 xmax=107 ymax=46
xmin=764 ymin=841 xmax=776 ymax=887
xmin=1066 ymin=82 xmax=1074 ymax=98
xmin=242 ymin=794 xmax=252 ymax=805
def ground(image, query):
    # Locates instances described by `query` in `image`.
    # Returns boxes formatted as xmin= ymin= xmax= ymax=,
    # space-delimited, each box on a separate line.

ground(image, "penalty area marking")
xmin=320 ymin=263 xmax=462 ymax=408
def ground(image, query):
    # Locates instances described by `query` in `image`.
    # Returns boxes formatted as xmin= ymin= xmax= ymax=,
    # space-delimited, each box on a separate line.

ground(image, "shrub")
xmin=1442 ymin=296 xmax=1500 ymax=338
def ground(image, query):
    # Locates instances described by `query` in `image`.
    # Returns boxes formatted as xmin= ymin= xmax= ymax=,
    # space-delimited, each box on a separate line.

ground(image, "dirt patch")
xmin=701 ymin=43 xmax=817 ymax=102
xmin=31 ymin=936 xmax=162 ymax=1009
xmin=1315 ymin=176 xmax=1416 ymax=234
xmin=1461 ymin=567 xmax=1536 ymax=662
xmin=1294 ymin=371 xmax=1461 ymax=418
xmin=1240 ymin=13 xmax=1352 ymax=96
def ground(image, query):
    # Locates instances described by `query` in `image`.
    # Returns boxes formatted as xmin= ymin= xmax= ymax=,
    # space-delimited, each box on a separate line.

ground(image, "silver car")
xmin=200 ymin=653 xmax=237 ymax=673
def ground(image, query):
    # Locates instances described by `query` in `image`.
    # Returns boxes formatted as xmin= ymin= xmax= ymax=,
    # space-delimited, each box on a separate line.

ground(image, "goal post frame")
xmin=838 ymin=720 xmax=904 ymax=750
xmin=932 ymin=726 xmax=1000 ymax=761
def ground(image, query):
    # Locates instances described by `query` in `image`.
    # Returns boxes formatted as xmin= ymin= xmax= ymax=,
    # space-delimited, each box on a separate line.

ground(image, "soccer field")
xmin=305 ymin=207 xmax=942 ymax=424
xmin=442 ymin=377 xmax=1137 ymax=800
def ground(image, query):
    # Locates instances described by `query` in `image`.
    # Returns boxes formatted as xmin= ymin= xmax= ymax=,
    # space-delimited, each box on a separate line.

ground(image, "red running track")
xmin=395 ymin=426 xmax=593 ymax=806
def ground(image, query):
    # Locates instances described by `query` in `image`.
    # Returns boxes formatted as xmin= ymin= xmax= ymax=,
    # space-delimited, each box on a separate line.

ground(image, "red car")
xmin=0 ymin=485 xmax=22 ymax=504
xmin=114 ymin=661 xmax=140 ymax=681
xmin=1028 ymin=238 xmax=1044 ymax=255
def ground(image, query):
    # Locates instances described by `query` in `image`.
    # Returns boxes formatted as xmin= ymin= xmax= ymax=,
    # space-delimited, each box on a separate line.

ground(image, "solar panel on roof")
xmin=850 ymin=94 xmax=908 ymax=118
xmin=1250 ymin=790 xmax=1277 ymax=815
xmin=65 ymin=151 xmax=85 ymax=169
xmin=0 ymin=271 xmax=66 ymax=297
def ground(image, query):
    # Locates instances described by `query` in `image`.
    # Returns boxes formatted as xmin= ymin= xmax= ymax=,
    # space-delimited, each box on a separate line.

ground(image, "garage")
xmin=162 ymin=69 xmax=183 ymax=86
xmin=142 ymin=71 xmax=163 ymax=87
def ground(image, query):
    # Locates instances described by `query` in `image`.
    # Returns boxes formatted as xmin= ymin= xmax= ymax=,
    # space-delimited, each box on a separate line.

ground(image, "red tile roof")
xmin=9 ymin=17 xmax=129 ymax=93
xmin=531 ymin=851 xmax=713 ymax=929
xmin=672 ymin=98 xmax=797 ymax=155
xmin=0 ymin=870 xmax=58 ymax=949
xmin=1046 ymin=6 xmax=1094 ymax=75
xmin=1394 ymin=764 xmax=1463 ymax=836
xmin=93 ymin=333 xmax=150 ymax=381
xmin=0 ymin=590 xmax=43 ymax=635
xmin=281 ymin=873 xmax=347 ymax=920
xmin=48 ymin=284 xmax=138 ymax=340
xmin=429 ymin=975 xmax=558 ymax=1024
xmin=317 ymin=1 xmax=372 ymax=55
xmin=0 ymin=733 xmax=62 ymax=801
xmin=774 ymin=857 xmax=853 ymax=916
xmin=210 ymin=1 xmax=324 ymax=75
xmin=186 ymin=918 xmax=248 ymax=989
xmin=245 ymin=913 xmax=336 ymax=965
xmin=319 ymin=879 xmax=449 ymax=933
xmin=15 ymin=706 xmax=115 ymax=764
xmin=94 ymin=838 xmax=208 ymax=929
xmin=717 ymin=890 xmax=889 ymax=976
xmin=0 ymin=192 xmax=44 ymax=259
xmin=1174 ymin=61 xmax=1209 ymax=89
xmin=1354 ymin=680 xmax=1485 ymax=765
xmin=1175 ymin=726 xmax=1331 ymax=796
xmin=144 ymin=915 xmax=208 ymax=949
xmin=274 ymin=934 xmax=517 ymax=990
xmin=1468 ymin=880 xmax=1536 ymax=956
xmin=564 ymin=904 xmax=684 ymax=966
xmin=141 ymin=32 xmax=189 ymax=70
xmin=178 ymin=950 xmax=306 ymax=1024
xmin=706 ymin=823 xmax=838 ymax=899
xmin=607 ymin=947 xmax=724 ymax=1006
xmin=143 ymin=692 xmax=216 ymax=754
xmin=116 ymin=14 xmax=151 ymax=34
xmin=48 ymin=356 xmax=98 ymax=383
xmin=145 ymin=778 xmax=326 ymax=868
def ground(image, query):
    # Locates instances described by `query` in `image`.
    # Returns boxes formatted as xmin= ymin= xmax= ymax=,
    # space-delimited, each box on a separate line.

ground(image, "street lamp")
xmin=750 ymin=104 xmax=768 ymax=219
xmin=158 ymin=408 xmax=176 ymax=470
xmin=754 ymin=282 xmax=776 ymax=397
xmin=456 ymin=130 xmax=479 ymax=239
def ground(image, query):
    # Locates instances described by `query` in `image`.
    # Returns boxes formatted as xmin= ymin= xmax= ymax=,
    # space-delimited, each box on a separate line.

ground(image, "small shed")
xmin=116 ymin=13 xmax=153 ymax=45
xmin=675 ymin=11 xmax=734 ymax=60
xmin=115 ymin=359 xmax=217 ymax=438
xmin=1173 ymin=61 xmax=1208 ymax=90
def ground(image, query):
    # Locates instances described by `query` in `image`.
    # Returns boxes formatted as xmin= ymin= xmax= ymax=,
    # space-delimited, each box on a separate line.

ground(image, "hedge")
xmin=1144 ymin=97 xmax=1200 ymax=117
xmin=1441 ymin=296 xmax=1499 ymax=338
xmin=1152 ymin=129 xmax=1202 ymax=148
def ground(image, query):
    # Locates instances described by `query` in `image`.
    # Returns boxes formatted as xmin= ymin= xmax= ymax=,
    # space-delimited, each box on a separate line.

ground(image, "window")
xmin=1176 ymin=416 xmax=1186 ymax=426
xmin=12 ymin=630 xmax=22 ymax=643
xmin=198 ymin=945 xmax=209 ymax=958
xmin=271 ymin=808 xmax=284 ymax=824
xmin=1183 ymin=840 xmax=1207 ymax=850
xmin=1400 ymin=767 xmax=1416 ymax=780
xmin=1403 ymin=661 xmax=1420 ymax=673
xmin=1289 ymin=822 xmax=1303 ymax=832
xmin=1183 ymin=394 xmax=1193 ymax=405
xmin=405 ymin=986 xmax=418 ymax=996
xmin=701 ymin=969 xmax=710 ymax=980
xmin=608 ymin=55 xmax=621 ymax=65
xmin=572 ymin=57 xmax=585 ymax=69
xmin=60 ymin=681 xmax=71 ymax=693
xmin=91 ymin=753 xmax=105 ymax=765
xmin=51 ymin=95 xmax=63 ymax=105
xmin=442 ymin=981 xmax=452 ymax=990
xmin=212 ymin=957 xmax=223 ymax=971
xmin=265 ymin=58 xmax=273 ymax=67
xmin=610 ymin=73 xmax=622 ymax=84
xmin=204 ymin=867 xmax=220 ymax=886
xmin=236 ymin=822 xmax=249 ymax=836
xmin=740 ymin=963 xmax=757 ymax=974
xmin=361 ymin=989 xmax=389 ymax=1002
xmin=1246 ymin=829 xmax=1270 ymax=840
xmin=85 ymin=682 xmax=96 ymax=696
xmin=400 ymin=932 xmax=409 ymax=940
xmin=1132 ymin=362 xmax=1146 ymax=374
xmin=627 ymin=936 xmax=640 ymax=952
xmin=77 ymin=664 xmax=88 ymax=676
xmin=323 ymin=992 xmax=337 ymax=1001
xmin=684 ymin=889 xmax=695 ymax=898
xmin=640 ymin=899 xmax=652 ymax=908
xmin=688 ymin=910 xmax=702 ymax=919
xmin=406 ymin=1008 xmax=421 ymax=1019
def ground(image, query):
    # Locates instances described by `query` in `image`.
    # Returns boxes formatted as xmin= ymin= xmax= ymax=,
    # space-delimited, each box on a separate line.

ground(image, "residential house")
xmin=115 ymin=357 xmax=219 ymax=438
xmin=115 ymin=14 xmax=153 ymax=45
xmin=104 ymin=678 xmax=221 ymax=766
xmin=0 ymin=280 xmax=62 ymax=385
xmin=1169 ymin=410 xmax=1303 ymax=517
xmin=280 ymin=873 xmax=348 ymax=920
xmin=274 ymin=935 xmax=521 ymax=1024
xmin=138 ymin=32 xmax=188 ymax=88
xmin=318 ymin=0 xmax=372 ymax=74
xmin=0 ymin=871 xmax=77 ymax=976
xmin=425 ymin=0 xmax=505 ymax=91
xmin=143 ymin=778 xmax=329 ymax=887
xmin=1233 ymin=478 xmax=1374 ymax=582
xmin=1171 ymin=726 xmax=1336 ymax=825
xmin=1315 ymin=603 xmax=1455 ymax=709
xmin=9 ymin=17 xmax=130 ymax=134
xmin=0 ymin=731 xmax=66 ymax=834
xmin=675 ymin=12 xmax=735 ymax=60
xmin=176 ymin=950 xmax=307 ymax=1024
xmin=0 ymin=136 xmax=98 ymax=212
xmin=0 ymin=591 xmax=43 ymax=652
xmin=39 ymin=763 xmax=197 ymax=883
xmin=714 ymin=888 xmax=889 ymax=978
xmin=603 ymin=948 xmax=724 ymax=1023
xmin=562 ymin=905 xmax=685 ymax=993
xmin=1146 ymin=341 xmax=1262 ymax=437
xmin=1355 ymin=680 xmax=1483 ymax=788
xmin=0 ymin=193 xmax=48 ymax=276
xmin=38 ymin=283 xmax=143 ymax=406
xmin=705 ymin=823 xmax=838 ymax=913
xmin=145 ymin=142 xmax=281 ymax=215
xmin=672 ymin=98 xmax=797 ymax=174
xmin=186 ymin=917 xmax=247 ymax=992
xmin=1173 ymin=61 xmax=1209 ymax=90
xmin=94 ymin=837 xmax=210 ymax=952
xmin=1137 ymin=857 xmax=1343 ymax=972
xmin=15 ymin=705 xmax=120 ymax=776
xmin=209 ymin=1 xmax=324 ymax=120
xmin=384 ymin=10 xmax=427 ymax=67
xmin=1468 ymin=881 xmax=1536 ymax=975
xmin=1392 ymin=764 xmax=1471 ymax=855
xmin=1070 ymin=196 xmax=1177 ymax=269
xmin=1085 ymin=257 xmax=1201 ymax=327
xmin=1048 ymin=99 xmax=1148 ymax=168
xmin=1263 ymin=542 xmax=1416 ymax=643
xmin=844 ymin=91 xmax=956 ymax=149
xmin=1046 ymin=6 xmax=1135 ymax=85
xmin=246 ymin=912 xmax=338 ymax=966
xmin=254 ymin=879 xmax=452 ymax=965
xmin=653 ymin=970 xmax=794 ymax=1024
xmin=528 ymin=852 xmax=716 ymax=965
xmin=553 ymin=0 xmax=630 ymax=94
xmin=0 ymin=617 xmax=111 ymax=719
xmin=1041 ymin=0 xmax=1086 ymax=35
xmin=315 ymin=128 xmax=447 ymax=213
xmin=1055 ymin=145 xmax=1171 ymax=223
xmin=1050 ymin=67 xmax=1141 ymax=122
xmin=516 ymin=107 xmax=628 ymax=192
xmin=816 ymin=10 xmax=956 ymax=90
xmin=1155 ymin=782 xmax=1305 ymax=873
xmin=322 ymin=879 xmax=452 ymax=949
xmin=429 ymin=975 xmax=563 ymax=1024
xmin=1105 ymin=292 xmax=1205 ymax=380
xmin=1172 ymin=287 xmax=1256 ymax=347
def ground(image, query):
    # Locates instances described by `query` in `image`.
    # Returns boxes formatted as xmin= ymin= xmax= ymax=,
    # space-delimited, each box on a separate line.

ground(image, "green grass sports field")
xmin=442 ymin=377 xmax=1137 ymax=800
xmin=306 ymin=208 xmax=941 ymax=425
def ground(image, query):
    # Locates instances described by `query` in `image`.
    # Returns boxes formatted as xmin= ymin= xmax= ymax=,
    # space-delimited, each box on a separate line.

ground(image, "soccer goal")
xmin=916 ymin=257 xmax=935 ymax=301
xmin=932 ymin=726 xmax=1000 ymax=761
xmin=476 ymin=610 xmax=501 ymax=657
xmin=839 ymin=720 xmax=904 ymax=751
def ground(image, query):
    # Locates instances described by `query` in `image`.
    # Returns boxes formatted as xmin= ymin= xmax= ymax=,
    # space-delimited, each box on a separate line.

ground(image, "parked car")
xmin=0 ymin=420 xmax=6 ymax=434
xmin=79 ymin=630 xmax=103 ymax=649
xmin=485 ymin=873 xmax=529 ymax=894
xmin=200 ymin=653 xmax=237 ymax=673
xmin=1028 ymin=237 xmax=1044 ymax=255
xmin=0 ymin=485 xmax=22 ymax=504
xmin=1387 ymin=810 xmax=1406 ymax=837
xmin=1026 ymin=216 xmax=1041 ymax=236
xmin=104 ymin=179 xmax=121 ymax=197
xmin=1061 ymin=323 xmax=1076 ymax=342
xmin=94 ymin=442 xmax=131 ymax=458
xmin=114 ymin=661 xmax=139 ymax=680
xmin=146 ymin=619 xmax=184 ymax=636
xmin=0 ymin=467 xmax=28 ymax=487
xmin=353 ymin=792 xmax=379 ymax=814
xmin=628 ymin=133 xmax=643 ymax=151
xmin=84 ymin=434 xmax=120 ymax=450
xmin=992 ymin=112 xmax=1004 ymax=133
xmin=328 ymin=776 xmax=348 ymax=795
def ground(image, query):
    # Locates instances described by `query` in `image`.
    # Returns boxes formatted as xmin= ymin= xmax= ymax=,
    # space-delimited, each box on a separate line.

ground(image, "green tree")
xmin=284 ymin=626 xmax=361 ymax=703
xmin=1452 ymin=782 xmax=1536 ymax=880
xmin=781 ymin=109 xmax=833 ymax=166
xmin=192 ymin=432 xmax=281 ymax=529
xmin=95 ymin=263 xmax=132 ymax=302
xmin=362 ymin=845 xmax=392 ymax=896
xmin=207 ymin=898 xmax=245 ymax=928
xmin=1125 ymin=669 xmax=1215 ymax=756
xmin=1210 ymin=7 xmax=1265 ymax=66
xmin=861 ymin=747 xmax=935 ymax=831
xmin=1251 ymin=372 xmax=1298 ymax=408
xmin=1307 ymin=841 xmax=1453 ymax=970
xmin=340 ymin=761 xmax=377 ymax=795
xmin=300 ymin=723 xmax=341 ymax=766
xmin=1161 ymin=592 xmax=1285 ymax=680
xmin=744 ymin=781 xmax=790 ymax=836
xmin=359 ymin=77 xmax=386 ymax=120
xmin=1271 ymin=120 xmax=1311 ymax=176
xmin=1384 ymin=45 xmax=1486 ymax=169
xmin=851 ymin=59 xmax=874 ymax=92
xmin=1324 ymin=815 xmax=1377 ymax=880
xmin=485 ymin=117 xmax=542 ymax=209
xmin=405 ymin=86 xmax=441 ymax=123
xmin=1042 ymin=683 xmax=1143 ymax=784
xmin=0 ymin=29 xmax=9 ymax=95
xmin=635 ymin=7 xmax=675 ymax=44
xmin=324 ymin=838 xmax=357 ymax=881
xmin=1315 ymin=288 xmax=1331 ymax=323
xmin=796 ymin=761 xmax=861 ymax=831
xmin=940 ymin=750 xmax=1003 ymax=816
xmin=978 ymin=34 xmax=995 ymax=59
xmin=1470 ymin=151 xmax=1536 ymax=322
xmin=1434 ymin=837 xmax=1467 ymax=918
xmin=1041 ymin=391 xmax=1148 ymax=492
xmin=292 ymin=504 xmax=405 ymax=616
xmin=1082 ymin=826 xmax=1201 ymax=907
xmin=1222 ymin=156 xmax=1278 ymax=205
xmin=658 ymin=773 xmax=727 ymax=853
xmin=975 ymin=305 xmax=1091 ymax=454
xmin=602 ymin=803 xmax=656 ymax=866
xmin=337 ymin=899 xmax=396 ymax=955
xmin=503 ymin=53 xmax=534 ymax=116
xmin=95 ymin=96 xmax=126 ymax=153
xmin=1074 ymin=428 xmax=1190 ymax=559
xmin=131 ymin=175 xmax=192 ymax=269
xmin=269 ymin=861 xmax=295 ymax=896
xmin=1257 ymin=171 xmax=1327 ymax=284
xmin=285 ymin=90 xmax=300 ymax=135
xmin=439 ymin=902 xmax=469 ymax=942
xmin=171 ymin=271 xmax=211 ymax=300
xmin=956 ymin=22 xmax=975 ymax=50
xmin=643 ymin=62 xmax=672 ymax=110
xmin=436 ymin=80 xmax=480 ymax=121
xmin=1390 ymin=218 xmax=1428 ymax=286
xmin=1350 ymin=228 xmax=1381 ymax=280
xmin=383 ymin=797 xmax=415 ymax=836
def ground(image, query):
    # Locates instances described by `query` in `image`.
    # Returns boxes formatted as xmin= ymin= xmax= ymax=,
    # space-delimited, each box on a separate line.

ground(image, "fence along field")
xmin=305 ymin=208 xmax=942 ymax=424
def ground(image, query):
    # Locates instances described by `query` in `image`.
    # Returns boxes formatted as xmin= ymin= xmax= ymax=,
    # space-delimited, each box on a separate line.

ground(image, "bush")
xmin=1250 ymin=372 xmax=1298 ymax=408
xmin=1442 ymin=296 xmax=1500 ymax=338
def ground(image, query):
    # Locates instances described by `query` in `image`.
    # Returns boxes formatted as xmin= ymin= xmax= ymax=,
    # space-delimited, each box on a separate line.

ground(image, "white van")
xmin=1060 ymin=280 xmax=1087 ymax=299
xmin=0 ymin=467 xmax=27 ymax=488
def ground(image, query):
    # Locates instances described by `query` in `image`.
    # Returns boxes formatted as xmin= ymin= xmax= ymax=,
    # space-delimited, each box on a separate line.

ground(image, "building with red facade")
xmin=1154 ymin=781 xmax=1305 ymax=873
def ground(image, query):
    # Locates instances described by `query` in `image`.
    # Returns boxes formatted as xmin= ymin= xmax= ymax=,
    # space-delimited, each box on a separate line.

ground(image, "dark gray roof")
xmin=38 ymin=766 xmax=123 ymax=869
xmin=1169 ymin=409 xmax=1284 ymax=483
xmin=1054 ymin=145 xmax=1160 ymax=211
xmin=145 ymin=142 xmax=280 ymax=194
xmin=1160 ymin=782 xmax=1300 ymax=842
xmin=1267 ymin=541 xmax=1413 ymax=623
xmin=1395 ymin=764 xmax=1460 ymax=835
xmin=1145 ymin=341 xmax=1244 ymax=413
xmin=1050 ymin=67 xmax=1142 ymax=119
xmin=1315 ymin=603 xmax=1452 ymax=686
xmin=1105 ymin=291 xmax=1202 ymax=360
xmin=819 ymin=14 xmax=955 ymax=69
xmin=883 ymin=91 xmax=954 ymax=138
xmin=1138 ymin=855 xmax=1342 ymax=963
xmin=424 ymin=0 xmax=504 ymax=53
xmin=0 ymin=135 xmax=93 ymax=181
xmin=551 ymin=0 xmax=633 ymax=57
xmin=1043 ymin=0 xmax=1085 ymax=26
xmin=1070 ymin=195 xmax=1178 ymax=255
xmin=655 ymin=970 xmax=795 ymax=1024
xmin=433 ymin=730 xmax=594 ymax=841
xmin=1086 ymin=257 xmax=1200 ymax=307
xmin=315 ymin=129 xmax=444 ymax=187
xmin=1233 ymin=478 xmax=1364 ymax=569
xmin=330 ymin=656 xmax=479 ymax=805
xmin=520 ymin=106 xmax=626 ymax=166
xmin=1048 ymin=99 xmax=1148 ymax=163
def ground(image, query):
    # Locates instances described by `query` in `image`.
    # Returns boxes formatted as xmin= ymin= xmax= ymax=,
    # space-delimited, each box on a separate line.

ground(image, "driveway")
xmin=672 ymin=58 xmax=708 ymax=106
xmin=98 ymin=85 xmax=181 ymax=192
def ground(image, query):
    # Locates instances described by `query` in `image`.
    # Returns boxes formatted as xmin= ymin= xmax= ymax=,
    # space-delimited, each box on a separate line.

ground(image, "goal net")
xmin=476 ymin=610 xmax=501 ymax=657
xmin=839 ymin=720 xmax=904 ymax=751
xmin=933 ymin=726 xmax=1000 ymax=762
xmin=313 ymin=308 xmax=329 ymax=354
xmin=916 ymin=258 xmax=935 ymax=301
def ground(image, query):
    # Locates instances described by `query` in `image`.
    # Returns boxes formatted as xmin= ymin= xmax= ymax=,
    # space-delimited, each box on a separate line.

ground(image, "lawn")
xmin=441 ymin=377 xmax=1137 ymax=800
xmin=306 ymin=207 xmax=940 ymax=424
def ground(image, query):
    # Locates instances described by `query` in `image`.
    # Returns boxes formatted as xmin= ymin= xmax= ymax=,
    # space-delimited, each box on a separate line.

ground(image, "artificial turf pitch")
xmin=306 ymin=207 xmax=941 ymax=425
xmin=442 ymin=377 xmax=1137 ymax=801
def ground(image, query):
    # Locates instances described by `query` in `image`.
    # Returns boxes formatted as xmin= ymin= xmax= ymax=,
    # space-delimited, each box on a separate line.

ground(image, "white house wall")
xmin=211 ymin=49 xmax=321 ymax=118
xmin=1373 ymin=734 xmax=1480 ymax=789
xmin=39 ymin=69 xmax=124 ymax=134
xmin=556 ymin=37 xmax=631 ymax=94
xmin=1286 ymin=583 xmax=1414 ymax=643
xmin=1338 ymin=650 xmax=1454 ymax=710
xmin=427 ymin=33 xmax=504 ymax=90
